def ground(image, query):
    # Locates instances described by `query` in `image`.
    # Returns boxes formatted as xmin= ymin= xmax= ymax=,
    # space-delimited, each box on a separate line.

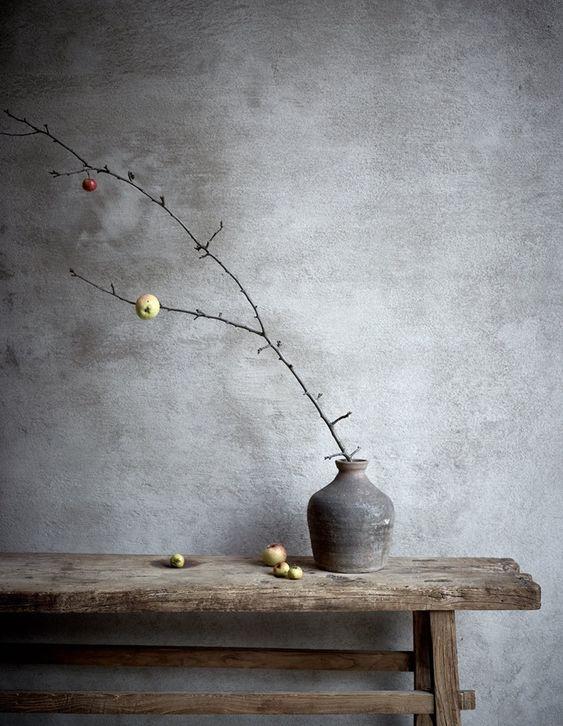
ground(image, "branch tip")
xmin=205 ymin=220 xmax=224 ymax=248
xmin=331 ymin=411 xmax=352 ymax=426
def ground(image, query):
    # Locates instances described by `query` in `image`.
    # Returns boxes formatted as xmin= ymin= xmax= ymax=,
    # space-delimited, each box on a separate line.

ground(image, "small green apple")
xmin=261 ymin=543 xmax=287 ymax=566
xmin=273 ymin=561 xmax=290 ymax=578
xmin=169 ymin=553 xmax=185 ymax=568
xmin=136 ymin=294 xmax=160 ymax=320
xmin=287 ymin=565 xmax=303 ymax=580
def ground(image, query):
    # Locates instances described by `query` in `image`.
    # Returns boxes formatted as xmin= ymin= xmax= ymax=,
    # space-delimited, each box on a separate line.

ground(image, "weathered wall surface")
xmin=0 ymin=1 xmax=561 ymax=723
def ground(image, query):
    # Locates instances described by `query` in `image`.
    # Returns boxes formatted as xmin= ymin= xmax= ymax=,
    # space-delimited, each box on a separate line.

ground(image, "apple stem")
xmin=2 ymin=109 xmax=359 ymax=462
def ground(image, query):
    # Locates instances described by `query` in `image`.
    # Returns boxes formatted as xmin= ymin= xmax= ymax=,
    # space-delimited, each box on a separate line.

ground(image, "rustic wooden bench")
xmin=0 ymin=553 xmax=540 ymax=724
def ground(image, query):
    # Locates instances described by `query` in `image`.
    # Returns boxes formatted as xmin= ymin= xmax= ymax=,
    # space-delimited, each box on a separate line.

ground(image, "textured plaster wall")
xmin=0 ymin=0 xmax=561 ymax=724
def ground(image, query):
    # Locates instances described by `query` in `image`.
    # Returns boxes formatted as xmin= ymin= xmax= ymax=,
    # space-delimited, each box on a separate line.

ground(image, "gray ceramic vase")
xmin=307 ymin=459 xmax=394 ymax=573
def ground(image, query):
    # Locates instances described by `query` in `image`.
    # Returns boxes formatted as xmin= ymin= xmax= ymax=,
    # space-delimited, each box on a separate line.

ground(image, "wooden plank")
xmin=0 ymin=690 xmax=436 ymax=714
xmin=0 ymin=554 xmax=541 ymax=613
xmin=0 ymin=690 xmax=477 ymax=714
xmin=430 ymin=611 xmax=461 ymax=726
xmin=0 ymin=643 xmax=414 ymax=671
xmin=459 ymin=691 xmax=475 ymax=710
xmin=413 ymin=611 xmax=435 ymax=726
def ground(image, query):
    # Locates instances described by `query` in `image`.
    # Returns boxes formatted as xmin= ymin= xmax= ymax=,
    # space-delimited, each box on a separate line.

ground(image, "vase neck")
xmin=335 ymin=459 xmax=368 ymax=474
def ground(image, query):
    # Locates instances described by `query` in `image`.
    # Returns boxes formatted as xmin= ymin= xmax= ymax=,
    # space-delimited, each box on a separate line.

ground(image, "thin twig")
xmin=49 ymin=168 xmax=88 ymax=177
xmin=205 ymin=220 xmax=223 ymax=248
xmin=69 ymin=269 xmax=262 ymax=336
xmin=324 ymin=445 xmax=360 ymax=461
xmin=331 ymin=411 xmax=352 ymax=426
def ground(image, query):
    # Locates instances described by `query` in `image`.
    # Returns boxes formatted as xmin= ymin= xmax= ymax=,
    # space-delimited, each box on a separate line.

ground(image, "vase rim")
xmin=335 ymin=458 xmax=368 ymax=471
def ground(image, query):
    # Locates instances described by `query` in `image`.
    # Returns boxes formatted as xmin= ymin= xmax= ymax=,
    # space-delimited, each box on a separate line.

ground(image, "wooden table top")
xmin=0 ymin=554 xmax=540 ymax=613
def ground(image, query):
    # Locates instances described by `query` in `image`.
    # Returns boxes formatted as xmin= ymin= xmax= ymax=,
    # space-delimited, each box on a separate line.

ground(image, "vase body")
xmin=307 ymin=459 xmax=394 ymax=573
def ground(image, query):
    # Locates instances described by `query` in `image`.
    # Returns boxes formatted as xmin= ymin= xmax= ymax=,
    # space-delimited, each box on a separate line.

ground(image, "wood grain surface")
xmin=0 ymin=690 xmax=476 ymax=714
xmin=430 ymin=611 xmax=462 ymax=726
xmin=413 ymin=610 xmax=435 ymax=726
xmin=0 ymin=554 xmax=540 ymax=613
xmin=0 ymin=643 xmax=414 ymax=671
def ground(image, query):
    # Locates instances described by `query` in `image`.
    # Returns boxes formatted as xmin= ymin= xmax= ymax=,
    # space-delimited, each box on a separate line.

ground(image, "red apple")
xmin=82 ymin=177 xmax=97 ymax=192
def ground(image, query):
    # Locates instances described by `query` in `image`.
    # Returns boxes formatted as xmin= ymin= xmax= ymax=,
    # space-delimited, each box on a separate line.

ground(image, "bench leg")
xmin=429 ymin=611 xmax=461 ymax=726
xmin=413 ymin=611 xmax=435 ymax=726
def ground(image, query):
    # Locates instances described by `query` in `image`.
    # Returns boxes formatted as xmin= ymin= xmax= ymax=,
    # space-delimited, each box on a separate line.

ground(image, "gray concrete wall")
xmin=0 ymin=0 xmax=561 ymax=723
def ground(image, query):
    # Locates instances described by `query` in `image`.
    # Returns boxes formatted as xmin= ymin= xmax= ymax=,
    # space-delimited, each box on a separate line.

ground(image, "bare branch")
xmin=0 ymin=130 xmax=40 ymax=136
xmin=2 ymin=110 xmax=265 ymax=336
xmin=69 ymin=268 xmax=133 ymax=306
xmin=3 ymin=109 xmax=359 ymax=461
xmin=69 ymin=269 xmax=263 ymax=336
xmin=205 ymin=220 xmax=223 ymax=248
xmin=324 ymin=452 xmax=346 ymax=460
xmin=325 ymin=445 xmax=360 ymax=461
xmin=49 ymin=168 xmax=88 ymax=177
xmin=331 ymin=411 xmax=352 ymax=426
xmin=265 ymin=337 xmax=352 ymax=459
xmin=3 ymin=109 xmax=89 ymax=166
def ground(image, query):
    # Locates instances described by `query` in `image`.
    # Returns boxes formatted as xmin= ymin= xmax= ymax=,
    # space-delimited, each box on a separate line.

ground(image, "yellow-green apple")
xmin=273 ymin=561 xmax=290 ymax=577
xmin=261 ymin=543 xmax=287 ymax=566
xmin=287 ymin=565 xmax=303 ymax=580
xmin=169 ymin=553 xmax=185 ymax=568
xmin=136 ymin=294 xmax=160 ymax=319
